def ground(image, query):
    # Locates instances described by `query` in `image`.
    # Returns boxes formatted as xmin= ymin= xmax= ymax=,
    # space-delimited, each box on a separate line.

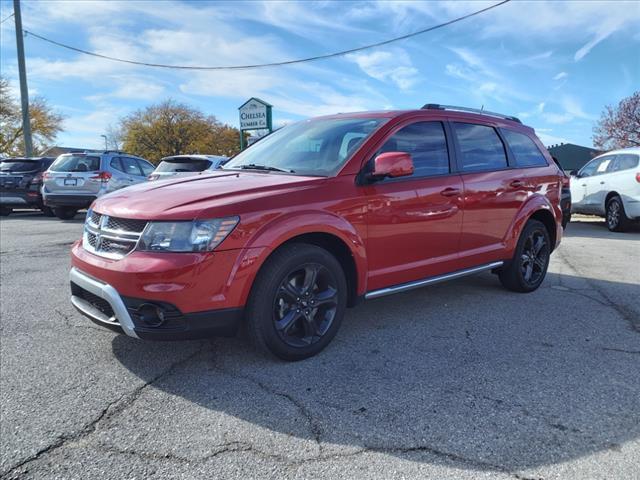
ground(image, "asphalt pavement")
xmin=1 ymin=212 xmax=639 ymax=479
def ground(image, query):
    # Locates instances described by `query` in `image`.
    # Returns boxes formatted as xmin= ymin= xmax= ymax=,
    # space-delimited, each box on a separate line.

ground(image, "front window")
xmin=223 ymin=117 xmax=387 ymax=176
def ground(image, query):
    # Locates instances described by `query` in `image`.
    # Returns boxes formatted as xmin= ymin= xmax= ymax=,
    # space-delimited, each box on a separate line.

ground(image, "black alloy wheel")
xmin=499 ymin=219 xmax=551 ymax=293
xmin=273 ymin=263 xmax=339 ymax=348
xmin=246 ymin=243 xmax=347 ymax=361
xmin=520 ymin=229 xmax=549 ymax=287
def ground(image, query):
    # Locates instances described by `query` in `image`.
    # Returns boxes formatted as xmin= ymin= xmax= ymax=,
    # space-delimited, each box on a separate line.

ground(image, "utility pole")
xmin=13 ymin=0 xmax=33 ymax=157
xmin=101 ymin=134 xmax=108 ymax=150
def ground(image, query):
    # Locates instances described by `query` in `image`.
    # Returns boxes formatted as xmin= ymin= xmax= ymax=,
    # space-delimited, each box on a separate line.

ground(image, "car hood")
xmin=92 ymin=170 xmax=326 ymax=220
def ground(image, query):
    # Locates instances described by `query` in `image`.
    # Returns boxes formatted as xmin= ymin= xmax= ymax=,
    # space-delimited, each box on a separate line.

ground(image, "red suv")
xmin=70 ymin=104 xmax=563 ymax=360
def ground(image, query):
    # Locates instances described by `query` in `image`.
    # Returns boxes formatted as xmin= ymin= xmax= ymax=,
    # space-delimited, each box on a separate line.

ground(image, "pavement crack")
xmin=0 ymin=344 xmax=206 ymax=479
xmin=213 ymin=364 xmax=324 ymax=450
xmin=601 ymin=347 xmax=640 ymax=355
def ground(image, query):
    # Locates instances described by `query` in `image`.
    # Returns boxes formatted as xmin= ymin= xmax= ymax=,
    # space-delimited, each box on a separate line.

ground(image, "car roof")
xmin=312 ymin=108 xmax=534 ymax=132
xmin=595 ymin=147 xmax=640 ymax=157
xmin=161 ymin=155 xmax=227 ymax=161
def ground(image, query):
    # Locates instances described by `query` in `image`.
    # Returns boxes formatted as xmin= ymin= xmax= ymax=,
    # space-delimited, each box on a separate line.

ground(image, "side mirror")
xmin=370 ymin=152 xmax=413 ymax=180
xmin=569 ymin=169 xmax=579 ymax=177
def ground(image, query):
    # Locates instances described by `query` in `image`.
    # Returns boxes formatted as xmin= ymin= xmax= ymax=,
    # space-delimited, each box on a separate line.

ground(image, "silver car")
xmin=43 ymin=151 xmax=154 ymax=219
xmin=147 ymin=155 xmax=228 ymax=181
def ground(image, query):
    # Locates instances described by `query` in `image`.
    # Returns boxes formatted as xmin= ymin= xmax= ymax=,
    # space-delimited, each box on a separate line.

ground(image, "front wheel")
xmin=499 ymin=219 xmax=551 ymax=293
xmin=606 ymin=196 xmax=630 ymax=232
xmin=246 ymin=243 xmax=347 ymax=361
xmin=53 ymin=207 xmax=78 ymax=220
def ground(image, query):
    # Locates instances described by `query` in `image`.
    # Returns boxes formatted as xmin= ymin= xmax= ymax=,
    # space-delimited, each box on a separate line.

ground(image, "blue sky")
xmin=1 ymin=0 xmax=638 ymax=150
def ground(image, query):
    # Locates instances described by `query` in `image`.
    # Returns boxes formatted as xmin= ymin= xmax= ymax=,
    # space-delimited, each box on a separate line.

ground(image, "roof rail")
xmin=102 ymin=150 xmax=126 ymax=155
xmin=421 ymin=103 xmax=521 ymax=124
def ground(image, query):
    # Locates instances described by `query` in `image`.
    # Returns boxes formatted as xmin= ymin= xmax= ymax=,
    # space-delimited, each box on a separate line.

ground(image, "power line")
xmin=22 ymin=0 xmax=510 ymax=71
xmin=0 ymin=12 xmax=15 ymax=25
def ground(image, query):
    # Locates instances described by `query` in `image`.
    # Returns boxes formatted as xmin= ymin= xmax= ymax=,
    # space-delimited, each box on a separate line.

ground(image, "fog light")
xmin=137 ymin=303 xmax=166 ymax=327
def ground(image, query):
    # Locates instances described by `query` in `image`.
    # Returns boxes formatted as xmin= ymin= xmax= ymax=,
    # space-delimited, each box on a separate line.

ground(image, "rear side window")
xmin=501 ymin=129 xmax=548 ymax=167
xmin=609 ymin=154 xmax=639 ymax=172
xmin=453 ymin=123 xmax=508 ymax=172
xmin=378 ymin=121 xmax=450 ymax=178
xmin=50 ymin=155 xmax=100 ymax=172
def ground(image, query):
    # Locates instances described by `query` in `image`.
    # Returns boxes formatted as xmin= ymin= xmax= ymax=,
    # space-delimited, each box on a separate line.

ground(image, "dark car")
xmin=0 ymin=157 xmax=55 ymax=216
xmin=551 ymin=156 xmax=571 ymax=228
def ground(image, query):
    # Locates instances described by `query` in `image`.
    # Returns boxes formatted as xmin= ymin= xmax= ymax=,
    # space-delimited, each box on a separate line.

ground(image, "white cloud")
xmin=553 ymin=72 xmax=568 ymax=81
xmin=346 ymin=49 xmax=420 ymax=90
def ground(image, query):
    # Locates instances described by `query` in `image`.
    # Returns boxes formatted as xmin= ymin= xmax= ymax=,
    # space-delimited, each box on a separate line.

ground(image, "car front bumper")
xmin=70 ymin=267 xmax=243 ymax=340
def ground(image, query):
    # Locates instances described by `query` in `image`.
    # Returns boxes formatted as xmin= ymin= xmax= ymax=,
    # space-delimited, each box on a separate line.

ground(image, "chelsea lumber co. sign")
xmin=238 ymin=98 xmax=273 ymax=149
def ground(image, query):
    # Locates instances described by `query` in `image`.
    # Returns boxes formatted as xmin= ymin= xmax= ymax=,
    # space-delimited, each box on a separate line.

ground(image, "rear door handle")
xmin=440 ymin=187 xmax=461 ymax=197
xmin=600 ymin=181 xmax=605 ymax=185
xmin=510 ymin=180 xmax=524 ymax=188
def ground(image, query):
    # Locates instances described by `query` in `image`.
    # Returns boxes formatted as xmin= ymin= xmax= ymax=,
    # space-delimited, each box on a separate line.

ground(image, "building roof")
xmin=546 ymin=143 xmax=604 ymax=171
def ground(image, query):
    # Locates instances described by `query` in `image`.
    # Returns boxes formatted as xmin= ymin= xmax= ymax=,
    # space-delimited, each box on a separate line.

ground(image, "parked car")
xmin=147 ymin=155 xmax=228 ymax=181
xmin=570 ymin=147 xmax=640 ymax=231
xmin=551 ymin=155 xmax=572 ymax=228
xmin=0 ymin=156 xmax=55 ymax=216
xmin=69 ymin=104 xmax=564 ymax=360
xmin=43 ymin=151 xmax=155 ymax=220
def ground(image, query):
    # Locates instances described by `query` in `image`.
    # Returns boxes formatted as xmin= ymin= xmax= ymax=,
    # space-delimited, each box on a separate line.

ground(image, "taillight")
xmin=42 ymin=171 xmax=52 ymax=180
xmin=90 ymin=171 xmax=112 ymax=182
xmin=636 ymin=172 xmax=640 ymax=183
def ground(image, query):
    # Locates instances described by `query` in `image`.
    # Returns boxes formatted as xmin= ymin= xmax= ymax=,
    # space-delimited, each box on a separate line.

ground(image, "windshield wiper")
xmin=235 ymin=164 xmax=295 ymax=173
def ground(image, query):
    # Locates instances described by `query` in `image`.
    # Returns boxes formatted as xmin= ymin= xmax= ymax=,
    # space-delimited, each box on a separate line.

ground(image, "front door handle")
xmin=440 ymin=187 xmax=461 ymax=197
xmin=510 ymin=179 xmax=524 ymax=188
xmin=600 ymin=181 xmax=605 ymax=185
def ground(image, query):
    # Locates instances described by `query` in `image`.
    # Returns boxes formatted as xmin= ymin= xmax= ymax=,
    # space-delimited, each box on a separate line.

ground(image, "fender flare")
xmin=232 ymin=211 xmax=368 ymax=304
xmin=503 ymin=194 xmax=560 ymax=253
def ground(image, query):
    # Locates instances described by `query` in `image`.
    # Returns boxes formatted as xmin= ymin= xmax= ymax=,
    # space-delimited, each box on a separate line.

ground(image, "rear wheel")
xmin=605 ymin=196 xmax=630 ymax=232
xmin=53 ymin=207 xmax=78 ymax=220
xmin=499 ymin=219 xmax=551 ymax=293
xmin=0 ymin=207 xmax=12 ymax=217
xmin=41 ymin=206 xmax=55 ymax=217
xmin=246 ymin=243 xmax=347 ymax=361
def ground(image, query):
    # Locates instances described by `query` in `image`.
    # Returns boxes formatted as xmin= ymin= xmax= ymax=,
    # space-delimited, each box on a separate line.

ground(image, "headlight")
xmin=137 ymin=217 xmax=239 ymax=252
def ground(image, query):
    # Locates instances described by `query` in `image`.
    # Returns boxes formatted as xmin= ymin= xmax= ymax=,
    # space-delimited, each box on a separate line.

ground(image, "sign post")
xmin=238 ymin=97 xmax=272 ymax=150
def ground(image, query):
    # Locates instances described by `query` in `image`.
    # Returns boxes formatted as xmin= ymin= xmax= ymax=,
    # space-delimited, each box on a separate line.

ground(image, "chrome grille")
xmin=83 ymin=211 xmax=147 ymax=259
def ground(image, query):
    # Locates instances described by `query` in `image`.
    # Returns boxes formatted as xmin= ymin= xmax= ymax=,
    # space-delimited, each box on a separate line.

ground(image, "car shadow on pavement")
xmin=110 ymin=270 xmax=640 ymax=472
xmin=566 ymin=217 xmax=640 ymax=238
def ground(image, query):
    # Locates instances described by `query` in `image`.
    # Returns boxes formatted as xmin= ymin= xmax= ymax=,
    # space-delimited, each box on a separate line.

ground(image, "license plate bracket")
xmin=64 ymin=178 xmax=77 ymax=186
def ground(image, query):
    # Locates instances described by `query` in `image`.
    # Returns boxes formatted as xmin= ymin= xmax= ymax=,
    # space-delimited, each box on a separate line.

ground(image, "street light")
xmin=100 ymin=134 xmax=108 ymax=150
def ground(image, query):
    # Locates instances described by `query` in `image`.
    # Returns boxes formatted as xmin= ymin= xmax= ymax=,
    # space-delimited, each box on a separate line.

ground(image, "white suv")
xmin=570 ymin=147 xmax=640 ymax=231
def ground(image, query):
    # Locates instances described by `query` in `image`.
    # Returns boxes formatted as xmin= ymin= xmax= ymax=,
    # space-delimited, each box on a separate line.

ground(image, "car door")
xmin=108 ymin=157 xmax=130 ymax=191
xmin=363 ymin=120 xmax=464 ymax=290
xmin=136 ymin=159 xmax=155 ymax=179
xmin=451 ymin=121 xmax=520 ymax=266
xmin=583 ymin=155 xmax=615 ymax=213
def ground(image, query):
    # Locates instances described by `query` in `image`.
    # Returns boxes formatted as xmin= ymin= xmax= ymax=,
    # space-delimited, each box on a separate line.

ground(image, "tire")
xmin=245 ymin=243 xmax=347 ymax=361
xmin=53 ymin=207 xmax=78 ymax=220
xmin=41 ymin=206 xmax=55 ymax=217
xmin=499 ymin=219 xmax=551 ymax=293
xmin=0 ymin=207 xmax=12 ymax=217
xmin=605 ymin=196 xmax=630 ymax=232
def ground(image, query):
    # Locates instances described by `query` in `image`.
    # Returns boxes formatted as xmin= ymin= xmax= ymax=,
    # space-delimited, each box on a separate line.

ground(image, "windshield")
xmin=223 ymin=117 xmax=387 ymax=176
xmin=156 ymin=158 xmax=211 ymax=173
xmin=0 ymin=160 xmax=42 ymax=173
xmin=50 ymin=155 xmax=101 ymax=172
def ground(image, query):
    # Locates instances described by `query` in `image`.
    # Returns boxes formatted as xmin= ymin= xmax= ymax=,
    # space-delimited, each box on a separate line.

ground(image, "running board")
xmin=364 ymin=261 xmax=504 ymax=300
